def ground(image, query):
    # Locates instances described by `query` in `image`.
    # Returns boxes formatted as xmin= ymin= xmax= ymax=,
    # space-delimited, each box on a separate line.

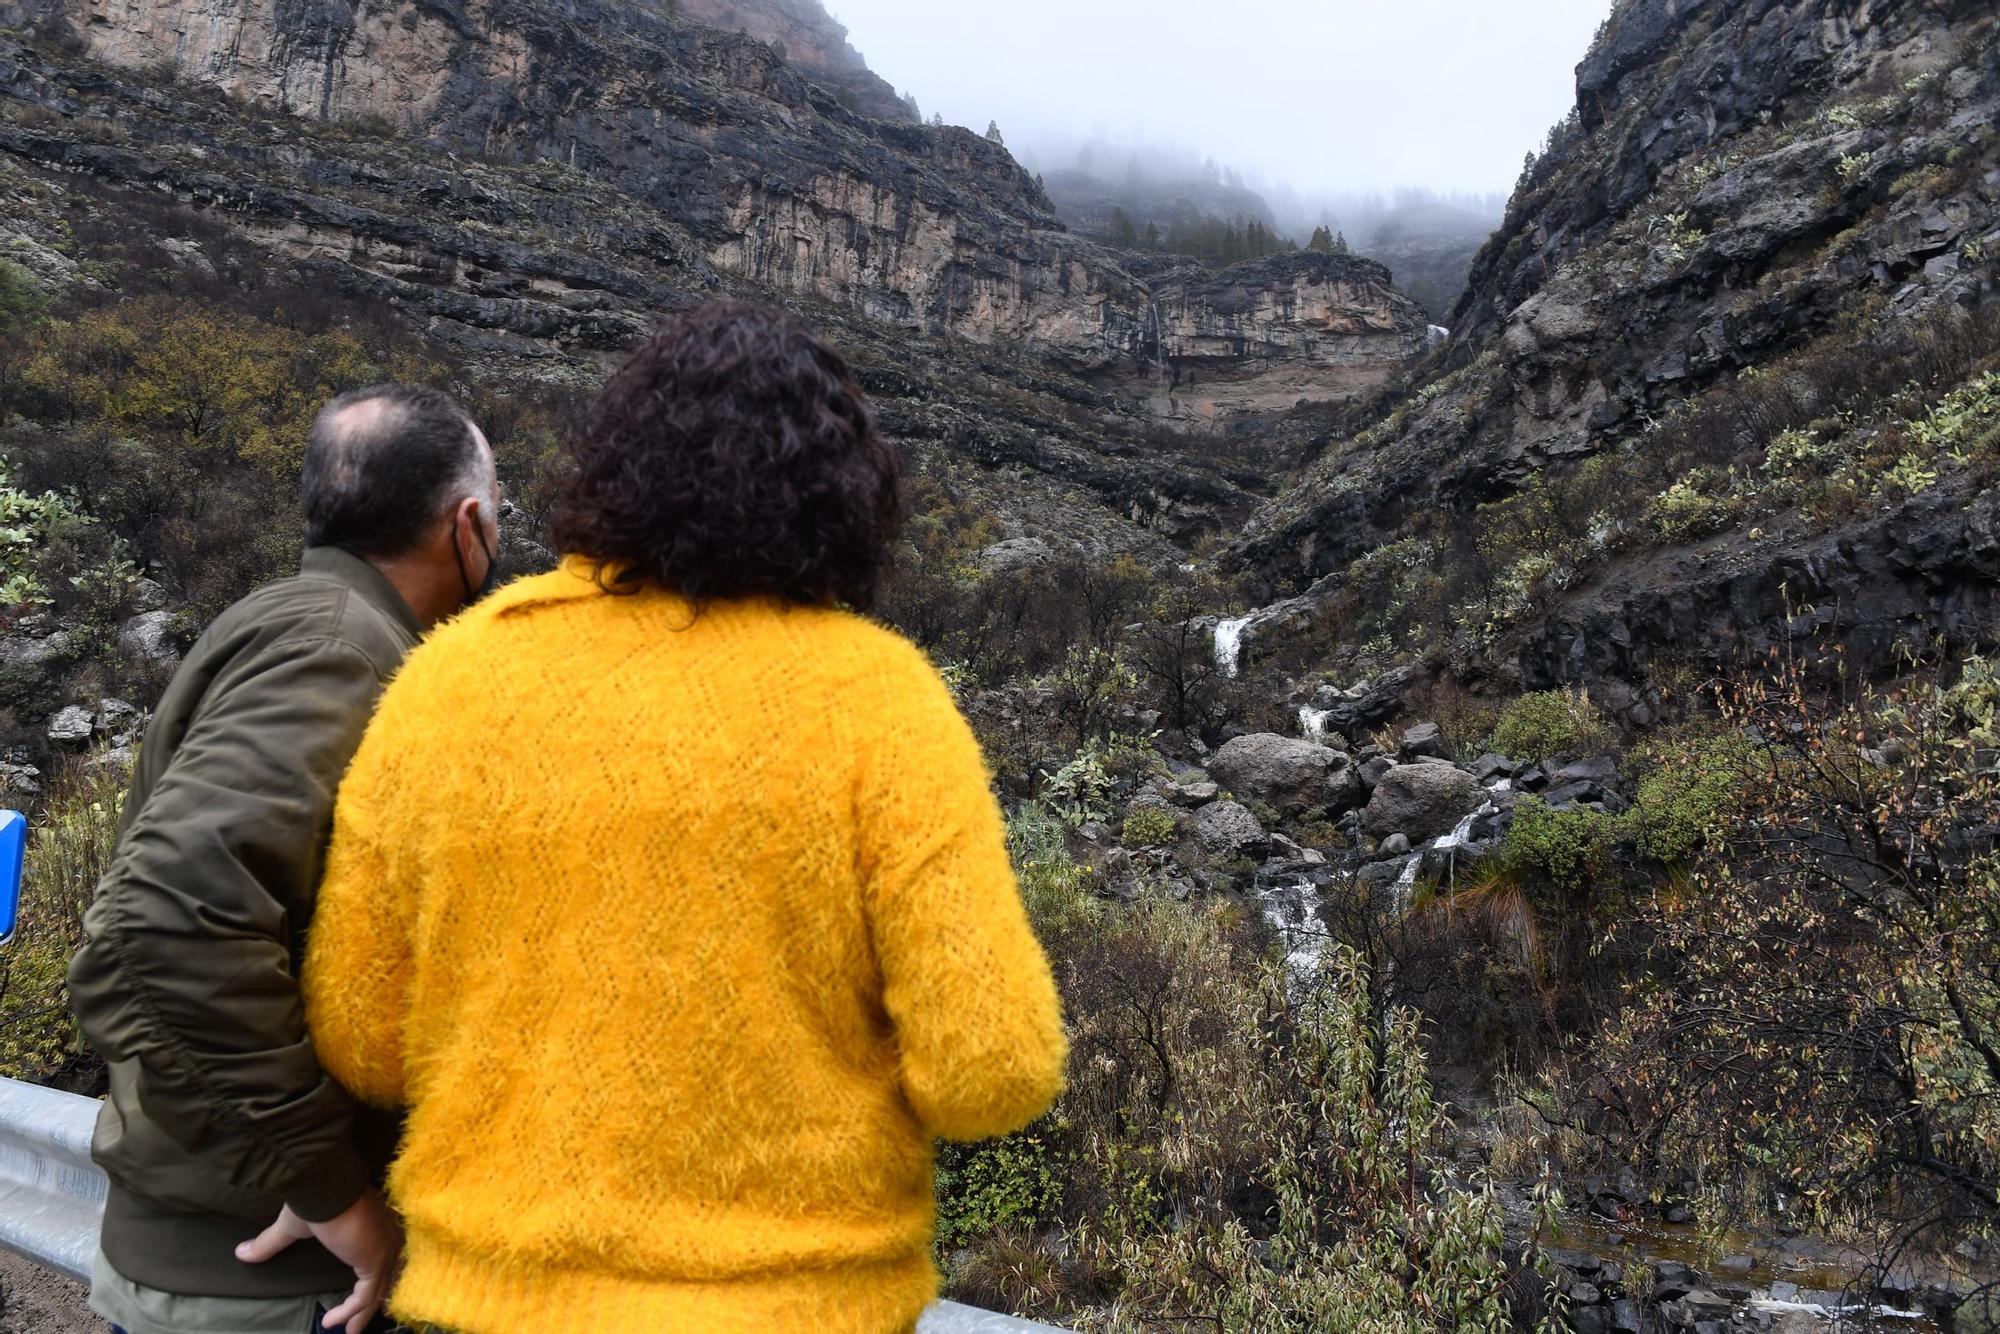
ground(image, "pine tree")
xmin=985 ymin=120 xmax=1004 ymax=146
xmin=1333 ymin=230 xmax=1350 ymax=254
xmin=1143 ymin=221 xmax=1159 ymax=251
xmin=1109 ymin=208 xmax=1139 ymax=249
xmin=929 ymin=112 xmax=944 ymax=128
xmin=1308 ymin=225 xmax=1335 ymax=253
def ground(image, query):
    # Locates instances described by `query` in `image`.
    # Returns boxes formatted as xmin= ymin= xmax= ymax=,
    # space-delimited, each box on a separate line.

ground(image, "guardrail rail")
xmin=0 ymin=1074 xmax=1065 ymax=1332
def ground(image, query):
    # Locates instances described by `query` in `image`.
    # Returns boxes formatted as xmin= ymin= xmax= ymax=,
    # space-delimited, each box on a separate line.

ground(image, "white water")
xmin=1387 ymin=799 xmax=1497 ymax=915
xmin=1213 ymin=616 xmax=1251 ymax=678
xmin=1749 ymin=1299 xmax=1929 ymax=1324
xmin=1299 ymin=705 xmax=1334 ymax=742
xmin=1259 ymin=877 xmax=1328 ymax=985
xmin=1391 ymin=853 xmax=1422 ymax=912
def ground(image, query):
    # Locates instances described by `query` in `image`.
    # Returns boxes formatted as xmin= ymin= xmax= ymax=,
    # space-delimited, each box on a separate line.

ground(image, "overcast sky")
xmin=826 ymin=0 xmax=1610 ymax=197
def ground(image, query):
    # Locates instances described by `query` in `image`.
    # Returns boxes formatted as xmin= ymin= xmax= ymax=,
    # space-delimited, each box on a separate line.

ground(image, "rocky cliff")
xmin=1134 ymin=252 xmax=1431 ymax=423
xmin=677 ymin=0 xmax=913 ymax=122
xmin=0 ymin=0 xmax=1427 ymax=396
xmin=1225 ymin=0 xmax=2000 ymax=710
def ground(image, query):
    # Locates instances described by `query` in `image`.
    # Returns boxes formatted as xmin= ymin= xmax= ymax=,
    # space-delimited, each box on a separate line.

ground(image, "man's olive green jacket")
xmin=68 ymin=547 xmax=420 ymax=1298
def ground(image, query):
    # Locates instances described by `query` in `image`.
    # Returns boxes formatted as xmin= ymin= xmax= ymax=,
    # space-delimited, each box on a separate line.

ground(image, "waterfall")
xmin=1213 ymin=617 xmax=1251 ymax=679
xmin=1391 ymin=853 xmax=1422 ymax=913
xmin=1259 ymin=875 xmax=1328 ymax=987
xmin=1299 ymin=705 xmax=1333 ymax=742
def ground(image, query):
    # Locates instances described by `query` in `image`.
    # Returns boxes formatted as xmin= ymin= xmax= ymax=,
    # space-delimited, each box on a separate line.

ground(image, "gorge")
xmin=0 ymin=0 xmax=1997 ymax=1329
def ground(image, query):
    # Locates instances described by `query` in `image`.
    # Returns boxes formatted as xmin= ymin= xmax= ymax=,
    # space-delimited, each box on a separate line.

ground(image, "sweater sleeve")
xmin=302 ymin=709 xmax=417 ymax=1111
xmin=857 ymin=648 xmax=1067 ymax=1142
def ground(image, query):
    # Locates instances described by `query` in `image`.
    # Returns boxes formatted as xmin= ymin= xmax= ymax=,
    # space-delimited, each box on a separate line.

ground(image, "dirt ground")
xmin=0 ymin=1252 xmax=105 ymax=1334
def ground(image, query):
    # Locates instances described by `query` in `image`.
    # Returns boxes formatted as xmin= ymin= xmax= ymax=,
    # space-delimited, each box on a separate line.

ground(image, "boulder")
xmin=1363 ymin=764 xmax=1483 ymax=842
xmin=1171 ymin=780 xmax=1220 ymax=807
xmin=95 ymin=697 xmax=141 ymax=735
xmin=1470 ymin=752 xmax=1519 ymax=782
xmin=1194 ymin=800 xmax=1269 ymax=859
xmin=1354 ymin=859 xmax=1403 ymax=894
xmin=1378 ymin=832 xmax=1412 ymax=856
xmin=119 ymin=610 xmax=182 ymax=666
xmin=1553 ymin=755 xmax=1620 ymax=786
xmin=1358 ymin=755 xmax=1396 ymax=790
xmin=1208 ymin=733 xmax=1363 ymax=817
xmin=1399 ymin=721 xmax=1450 ymax=759
xmin=47 ymin=704 xmax=94 ymax=748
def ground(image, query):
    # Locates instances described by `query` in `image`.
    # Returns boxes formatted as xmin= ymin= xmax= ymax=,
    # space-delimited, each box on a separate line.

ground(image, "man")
xmin=68 ymin=384 xmax=501 ymax=1334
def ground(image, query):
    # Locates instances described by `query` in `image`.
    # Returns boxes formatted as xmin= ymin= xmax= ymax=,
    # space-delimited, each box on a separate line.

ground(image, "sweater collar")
xmin=300 ymin=546 xmax=425 ymax=642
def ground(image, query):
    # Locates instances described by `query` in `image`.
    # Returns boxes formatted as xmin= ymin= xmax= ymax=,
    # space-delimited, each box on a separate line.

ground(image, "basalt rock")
xmin=1207 ymin=732 xmax=1365 ymax=818
xmin=1363 ymin=764 xmax=1483 ymax=842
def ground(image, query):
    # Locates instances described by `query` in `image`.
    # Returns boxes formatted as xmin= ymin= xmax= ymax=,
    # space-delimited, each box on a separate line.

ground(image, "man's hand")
xmin=236 ymin=1188 xmax=404 ymax=1334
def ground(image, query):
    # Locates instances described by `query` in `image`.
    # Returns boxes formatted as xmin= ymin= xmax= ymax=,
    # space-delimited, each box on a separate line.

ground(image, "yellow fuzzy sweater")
xmin=302 ymin=558 xmax=1068 ymax=1334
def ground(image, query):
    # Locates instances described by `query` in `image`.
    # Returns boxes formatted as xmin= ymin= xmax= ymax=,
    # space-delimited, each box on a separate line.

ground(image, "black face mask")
xmin=454 ymin=510 xmax=500 ymax=608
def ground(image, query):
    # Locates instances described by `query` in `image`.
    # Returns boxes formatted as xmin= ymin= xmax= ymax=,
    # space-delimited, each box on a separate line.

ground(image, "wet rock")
xmin=1470 ymin=752 xmax=1519 ymax=782
xmin=1358 ymin=755 xmax=1396 ymax=790
xmin=1194 ymin=800 xmax=1268 ymax=859
xmin=1608 ymin=1298 xmax=1644 ymax=1334
xmin=1378 ymin=832 xmax=1412 ymax=856
xmin=47 ymin=705 xmax=94 ymax=748
xmin=1363 ymin=763 xmax=1483 ymax=842
xmin=1398 ymin=721 xmax=1449 ymax=759
xmin=1208 ymin=733 xmax=1363 ymax=817
xmin=1571 ymin=1282 xmax=1604 ymax=1306
xmin=1354 ymin=859 xmax=1402 ymax=894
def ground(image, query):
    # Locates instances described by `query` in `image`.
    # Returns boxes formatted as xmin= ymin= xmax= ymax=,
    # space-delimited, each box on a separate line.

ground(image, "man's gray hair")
xmin=300 ymin=385 xmax=486 ymax=558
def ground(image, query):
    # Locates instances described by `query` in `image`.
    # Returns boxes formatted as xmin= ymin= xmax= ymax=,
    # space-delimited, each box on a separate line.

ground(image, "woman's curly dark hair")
xmin=551 ymin=299 xmax=901 ymax=611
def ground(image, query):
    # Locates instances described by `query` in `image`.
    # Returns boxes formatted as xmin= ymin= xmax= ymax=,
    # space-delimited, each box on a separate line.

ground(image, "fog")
xmin=827 ymin=0 xmax=1610 ymax=200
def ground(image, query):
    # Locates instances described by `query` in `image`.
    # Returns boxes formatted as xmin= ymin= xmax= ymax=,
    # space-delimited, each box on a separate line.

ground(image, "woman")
xmin=302 ymin=299 xmax=1068 ymax=1332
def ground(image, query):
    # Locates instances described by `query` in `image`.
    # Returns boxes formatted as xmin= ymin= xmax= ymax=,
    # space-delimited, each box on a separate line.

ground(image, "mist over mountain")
xmin=1012 ymin=131 xmax=1505 ymax=317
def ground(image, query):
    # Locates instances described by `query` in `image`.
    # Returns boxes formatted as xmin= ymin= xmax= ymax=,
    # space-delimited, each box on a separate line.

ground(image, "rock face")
xmin=1226 ymin=0 xmax=2000 ymax=711
xmin=1138 ymin=252 xmax=1431 ymax=422
xmin=678 ymin=0 xmax=914 ymax=122
xmin=1364 ymin=764 xmax=1483 ymax=842
xmin=1207 ymin=733 xmax=1364 ymax=817
xmin=0 ymin=0 xmax=1427 ymax=395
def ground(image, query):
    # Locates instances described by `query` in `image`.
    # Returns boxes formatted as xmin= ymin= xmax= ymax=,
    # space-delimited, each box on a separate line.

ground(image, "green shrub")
xmin=1648 ymin=475 xmax=1730 ymax=542
xmin=0 ymin=755 xmax=127 ymax=1080
xmin=0 ymin=259 xmax=47 ymax=338
xmin=1120 ymin=805 xmax=1178 ymax=848
xmin=1008 ymin=803 xmax=1098 ymax=940
xmin=1487 ymin=689 xmax=1615 ymax=764
xmin=935 ymin=1125 xmax=1064 ymax=1252
xmin=1503 ymin=795 xmax=1621 ymax=892
xmin=1627 ymin=730 xmax=1755 ymax=863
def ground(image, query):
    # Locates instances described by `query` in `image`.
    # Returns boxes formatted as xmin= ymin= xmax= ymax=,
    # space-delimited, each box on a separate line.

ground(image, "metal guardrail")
xmin=0 ymin=1075 xmax=1065 ymax=1332
xmin=0 ymin=1075 xmax=104 ymax=1281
